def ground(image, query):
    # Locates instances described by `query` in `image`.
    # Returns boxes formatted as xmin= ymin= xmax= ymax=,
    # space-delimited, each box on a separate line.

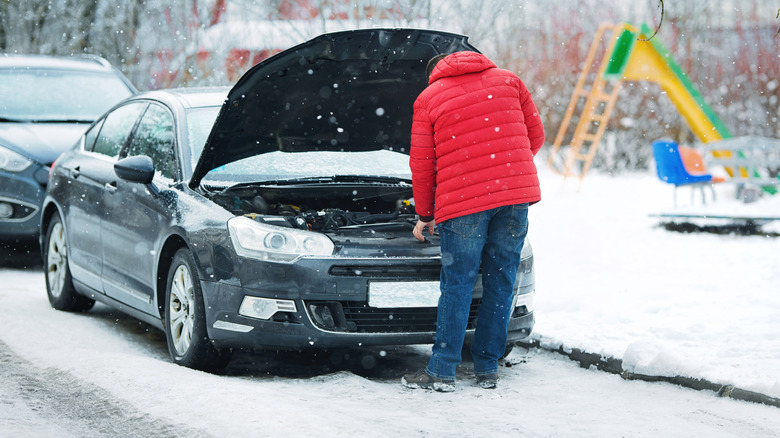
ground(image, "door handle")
xmin=104 ymin=181 xmax=117 ymax=194
xmin=69 ymin=166 xmax=80 ymax=179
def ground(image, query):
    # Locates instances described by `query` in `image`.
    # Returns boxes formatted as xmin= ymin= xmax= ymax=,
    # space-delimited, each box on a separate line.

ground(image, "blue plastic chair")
xmin=652 ymin=140 xmax=715 ymax=206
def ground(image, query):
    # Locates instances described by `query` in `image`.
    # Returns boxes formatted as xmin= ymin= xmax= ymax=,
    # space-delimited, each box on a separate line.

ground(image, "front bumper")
xmin=201 ymin=255 xmax=535 ymax=351
xmin=0 ymin=165 xmax=48 ymax=240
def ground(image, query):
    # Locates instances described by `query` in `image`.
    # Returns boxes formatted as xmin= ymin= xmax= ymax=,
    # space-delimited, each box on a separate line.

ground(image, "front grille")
xmin=337 ymin=299 xmax=482 ymax=333
xmin=329 ymin=265 xmax=441 ymax=279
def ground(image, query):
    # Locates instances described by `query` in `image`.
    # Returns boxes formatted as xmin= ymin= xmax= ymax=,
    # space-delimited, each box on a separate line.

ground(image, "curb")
xmin=516 ymin=339 xmax=780 ymax=409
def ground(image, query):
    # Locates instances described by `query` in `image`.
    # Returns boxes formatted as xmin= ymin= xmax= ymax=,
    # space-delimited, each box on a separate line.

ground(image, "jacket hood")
xmin=428 ymin=51 xmax=496 ymax=84
xmin=190 ymin=28 xmax=478 ymax=188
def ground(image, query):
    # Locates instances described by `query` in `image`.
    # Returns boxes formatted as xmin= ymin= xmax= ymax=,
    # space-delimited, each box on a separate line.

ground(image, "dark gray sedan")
xmin=0 ymin=55 xmax=136 ymax=242
xmin=41 ymin=29 xmax=535 ymax=372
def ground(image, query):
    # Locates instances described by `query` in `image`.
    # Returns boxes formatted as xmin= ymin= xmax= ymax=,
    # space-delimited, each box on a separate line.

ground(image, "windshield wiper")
xmin=30 ymin=118 xmax=93 ymax=124
xmin=0 ymin=116 xmax=93 ymax=123
xmin=0 ymin=116 xmax=28 ymax=123
xmin=331 ymin=175 xmax=412 ymax=185
xmin=251 ymin=175 xmax=412 ymax=186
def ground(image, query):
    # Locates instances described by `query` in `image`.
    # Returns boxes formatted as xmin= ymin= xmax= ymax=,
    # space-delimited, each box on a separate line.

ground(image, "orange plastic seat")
xmin=653 ymin=141 xmax=721 ymax=206
xmin=679 ymin=146 xmax=726 ymax=183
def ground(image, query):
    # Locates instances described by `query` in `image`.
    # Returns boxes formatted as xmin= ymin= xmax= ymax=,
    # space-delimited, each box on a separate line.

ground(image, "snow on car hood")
xmin=190 ymin=28 xmax=477 ymax=188
xmin=0 ymin=122 xmax=88 ymax=164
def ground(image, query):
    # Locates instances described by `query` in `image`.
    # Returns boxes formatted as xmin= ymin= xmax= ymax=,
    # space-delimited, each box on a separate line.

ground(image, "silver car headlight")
xmin=228 ymin=216 xmax=335 ymax=263
xmin=0 ymin=145 xmax=33 ymax=172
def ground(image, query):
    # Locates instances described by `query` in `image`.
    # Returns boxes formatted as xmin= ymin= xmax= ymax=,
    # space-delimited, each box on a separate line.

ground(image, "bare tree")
xmin=0 ymin=0 xmax=97 ymax=54
xmin=2 ymin=0 xmax=778 ymax=165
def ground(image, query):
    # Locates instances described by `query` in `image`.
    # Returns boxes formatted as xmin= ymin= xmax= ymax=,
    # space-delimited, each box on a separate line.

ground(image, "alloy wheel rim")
xmin=169 ymin=264 xmax=195 ymax=356
xmin=46 ymin=222 xmax=67 ymax=298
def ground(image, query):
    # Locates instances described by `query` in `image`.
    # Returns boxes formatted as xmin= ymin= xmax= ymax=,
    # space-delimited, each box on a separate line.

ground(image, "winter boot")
xmin=402 ymin=369 xmax=455 ymax=392
xmin=476 ymin=373 xmax=498 ymax=389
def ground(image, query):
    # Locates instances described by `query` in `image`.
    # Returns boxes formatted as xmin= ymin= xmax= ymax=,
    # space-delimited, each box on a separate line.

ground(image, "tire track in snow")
xmin=0 ymin=339 xmax=212 ymax=438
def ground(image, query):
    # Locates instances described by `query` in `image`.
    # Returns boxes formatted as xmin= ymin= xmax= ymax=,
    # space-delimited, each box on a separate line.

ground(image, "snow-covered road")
xmin=0 ymin=267 xmax=778 ymax=437
xmin=0 ymin=337 xmax=204 ymax=438
xmin=1 ymin=168 xmax=779 ymax=436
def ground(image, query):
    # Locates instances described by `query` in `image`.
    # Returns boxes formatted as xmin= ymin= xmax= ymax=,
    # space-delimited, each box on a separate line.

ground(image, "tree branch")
xmin=638 ymin=0 xmax=664 ymax=41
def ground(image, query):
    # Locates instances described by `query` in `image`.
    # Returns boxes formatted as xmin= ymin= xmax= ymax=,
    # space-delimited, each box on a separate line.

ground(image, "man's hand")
xmin=413 ymin=218 xmax=435 ymax=242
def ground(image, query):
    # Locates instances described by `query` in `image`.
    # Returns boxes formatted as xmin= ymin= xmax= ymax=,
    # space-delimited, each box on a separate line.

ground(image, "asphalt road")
xmin=0 ymin=240 xmax=41 ymax=270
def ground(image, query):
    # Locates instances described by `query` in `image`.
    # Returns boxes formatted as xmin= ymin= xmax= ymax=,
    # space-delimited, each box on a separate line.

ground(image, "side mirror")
xmin=114 ymin=155 xmax=154 ymax=184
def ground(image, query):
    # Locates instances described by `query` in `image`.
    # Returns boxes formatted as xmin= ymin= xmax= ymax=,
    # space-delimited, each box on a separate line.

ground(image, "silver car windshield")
xmin=202 ymin=150 xmax=412 ymax=186
xmin=0 ymin=69 xmax=133 ymax=122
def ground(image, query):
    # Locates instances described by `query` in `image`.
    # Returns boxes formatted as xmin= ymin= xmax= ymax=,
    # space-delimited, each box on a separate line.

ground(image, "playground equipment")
xmin=549 ymin=22 xmax=732 ymax=181
xmin=703 ymin=136 xmax=780 ymax=190
xmin=556 ymin=23 xmax=780 ymax=233
xmin=652 ymin=140 xmax=723 ymax=207
xmin=650 ymin=138 xmax=780 ymax=233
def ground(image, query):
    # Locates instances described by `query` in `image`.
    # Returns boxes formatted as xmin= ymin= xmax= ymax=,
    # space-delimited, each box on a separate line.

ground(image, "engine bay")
xmin=208 ymin=181 xmax=417 ymax=232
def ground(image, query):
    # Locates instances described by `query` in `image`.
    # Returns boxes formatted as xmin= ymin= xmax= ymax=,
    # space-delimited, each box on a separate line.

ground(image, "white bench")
xmin=704 ymin=136 xmax=780 ymax=186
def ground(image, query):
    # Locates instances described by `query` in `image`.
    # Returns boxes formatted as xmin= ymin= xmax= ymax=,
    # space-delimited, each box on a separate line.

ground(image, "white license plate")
xmin=368 ymin=281 xmax=441 ymax=308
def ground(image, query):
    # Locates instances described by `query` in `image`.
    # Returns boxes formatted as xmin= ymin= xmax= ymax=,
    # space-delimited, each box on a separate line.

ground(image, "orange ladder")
xmin=548 ymin=23 xmax=623 ymax=181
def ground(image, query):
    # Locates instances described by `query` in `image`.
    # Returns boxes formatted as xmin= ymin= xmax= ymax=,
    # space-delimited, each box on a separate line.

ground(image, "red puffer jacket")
xmin=410 ymin=51 xmax=544 ymax=223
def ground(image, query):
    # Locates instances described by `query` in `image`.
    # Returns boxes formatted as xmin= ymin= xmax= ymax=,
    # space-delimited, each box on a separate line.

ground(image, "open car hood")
xmin=190 ymin=28 xmax=477 ymax=188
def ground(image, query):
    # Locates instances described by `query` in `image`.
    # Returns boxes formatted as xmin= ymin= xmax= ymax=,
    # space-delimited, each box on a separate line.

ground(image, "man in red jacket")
xmin=402 ymin=51 xmax=544 ymax=391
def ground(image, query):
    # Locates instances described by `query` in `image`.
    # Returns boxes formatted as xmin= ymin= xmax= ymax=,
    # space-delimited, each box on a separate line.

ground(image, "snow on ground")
xmin=531 ymin=166 xmax=780 ymax=398
xmin=1 ymin=163 xmax=779 ymax=437
xmin=2 ymin=271 xmax=780 ymax=437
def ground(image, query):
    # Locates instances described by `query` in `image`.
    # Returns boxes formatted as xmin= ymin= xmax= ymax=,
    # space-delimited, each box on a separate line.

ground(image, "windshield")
xmin=202 ymin=150 xmax=412 ymax=186
xmin=186 ymin=106 xmax=222 ymax=169
xmin=0 ymin=68 xmax=133 ymax=122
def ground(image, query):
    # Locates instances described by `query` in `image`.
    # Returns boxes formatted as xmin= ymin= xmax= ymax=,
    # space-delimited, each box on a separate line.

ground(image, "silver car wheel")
xmin=169 ymin=264 xmax=195 ymax=356
xmin=46 ymin=221 xmax=68 ymax=299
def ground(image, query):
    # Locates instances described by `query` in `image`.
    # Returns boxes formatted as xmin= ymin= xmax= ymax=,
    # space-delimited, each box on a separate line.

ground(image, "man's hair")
xmin=426 ymin=53 xmax=449 ymax=79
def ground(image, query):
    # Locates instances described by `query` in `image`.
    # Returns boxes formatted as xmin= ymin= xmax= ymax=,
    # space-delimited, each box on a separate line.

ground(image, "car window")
xmin=92 ymin=102 xmax=147 ymax=159
xmin=125 ymin=103 xmax=177 ymax=180
xmin=185 ymin=106 xmax=221 ymax=169
xmin=83 ymin=118 xmax=105 ymax=152
xmin=0 ymin=68 xmax=134 ymax=122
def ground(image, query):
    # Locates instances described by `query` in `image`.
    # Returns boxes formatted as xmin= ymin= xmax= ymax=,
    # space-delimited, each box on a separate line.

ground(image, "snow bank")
xmin=532 ymin=167 xmax=780 ymax=398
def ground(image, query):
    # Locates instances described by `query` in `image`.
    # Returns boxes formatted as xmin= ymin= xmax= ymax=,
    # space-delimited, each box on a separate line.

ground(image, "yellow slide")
xmin=605 ymin=23 xmax=732 ymax=143
xmin=549 ymin=23 xmax=735 ymax=181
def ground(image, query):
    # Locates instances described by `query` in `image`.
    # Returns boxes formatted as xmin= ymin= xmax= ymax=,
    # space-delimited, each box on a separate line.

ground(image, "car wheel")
xmin=502 ymin=343 xmax=515 ymax=359
xmin=44 ymin=213 xmax=95 ymax=312
xmin=164 ymin=248 xmax=232 ymax=372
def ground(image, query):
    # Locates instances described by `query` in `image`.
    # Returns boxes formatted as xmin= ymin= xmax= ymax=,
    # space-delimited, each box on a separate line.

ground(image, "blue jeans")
xmin=425 ymin=204 xmax=529 ymax=380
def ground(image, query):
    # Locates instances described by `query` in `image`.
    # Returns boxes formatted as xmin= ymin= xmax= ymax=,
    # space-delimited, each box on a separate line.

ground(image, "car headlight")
xmin=228 ymin=216 xmax=335 ymax=263
xmin=0 ymin=145 xmax=33 ymax=172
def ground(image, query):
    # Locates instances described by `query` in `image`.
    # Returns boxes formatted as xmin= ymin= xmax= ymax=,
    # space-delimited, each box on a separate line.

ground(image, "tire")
xmin=502 ymin=343 xmax=515 ymax=359
xmin=44 ymin=213 xmax=95 ymax=312
xmin=164 ymin=248 xmax=232 ymax=372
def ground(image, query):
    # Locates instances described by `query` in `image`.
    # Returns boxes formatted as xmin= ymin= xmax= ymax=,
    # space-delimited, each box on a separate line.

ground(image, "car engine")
xmin=208 ymin=182 xmax=417 ymax=232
